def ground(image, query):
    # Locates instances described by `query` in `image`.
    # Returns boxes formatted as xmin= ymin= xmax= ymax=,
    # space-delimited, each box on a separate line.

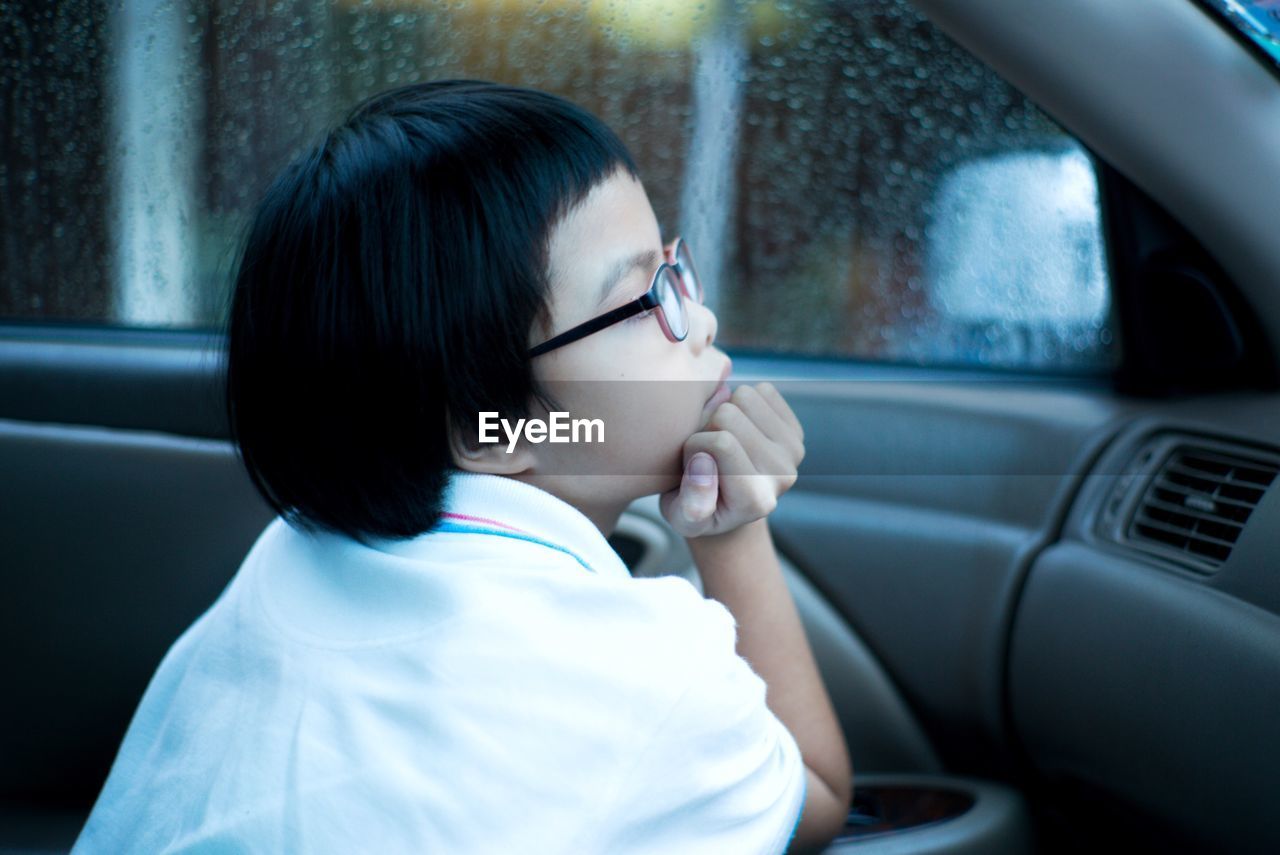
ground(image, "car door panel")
xmin=1007 ymin=401 xmax=1280 ymax=852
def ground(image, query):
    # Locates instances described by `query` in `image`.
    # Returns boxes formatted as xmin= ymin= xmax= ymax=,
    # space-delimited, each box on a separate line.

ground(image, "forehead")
xmin=545 ymin=170 xmax=662 ymax=319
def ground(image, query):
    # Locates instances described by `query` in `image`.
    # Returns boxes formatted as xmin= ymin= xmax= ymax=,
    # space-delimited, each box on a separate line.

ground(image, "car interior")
xmin=3 ymin=0 xmax=1279 ymax=853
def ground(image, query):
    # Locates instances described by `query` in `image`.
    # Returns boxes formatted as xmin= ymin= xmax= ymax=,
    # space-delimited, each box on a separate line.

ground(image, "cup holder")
xmin=822 ymin=774 xmax=1032 ymax=854
xmin=838 ymin=784 xmax=975 ymax=841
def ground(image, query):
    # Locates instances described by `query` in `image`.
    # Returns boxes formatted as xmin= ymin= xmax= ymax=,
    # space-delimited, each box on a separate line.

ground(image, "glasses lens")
xmin=657 ymin=266 xmax=688 ymax=340
xmin=673 ymin=239 xmax=703 ymax=304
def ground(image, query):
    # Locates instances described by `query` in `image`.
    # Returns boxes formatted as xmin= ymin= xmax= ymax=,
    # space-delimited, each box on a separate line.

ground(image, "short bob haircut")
xmin=225 ymin=80 xmax=639 ymax=541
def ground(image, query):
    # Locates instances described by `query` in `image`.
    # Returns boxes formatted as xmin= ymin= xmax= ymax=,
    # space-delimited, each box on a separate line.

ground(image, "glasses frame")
xmin=528 ymin=237 xmax=702 ymax=358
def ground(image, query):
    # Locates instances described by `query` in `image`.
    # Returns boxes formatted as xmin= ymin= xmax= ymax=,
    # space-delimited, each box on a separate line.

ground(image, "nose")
xmin=687 ymin=298 xmax=717 ymax=353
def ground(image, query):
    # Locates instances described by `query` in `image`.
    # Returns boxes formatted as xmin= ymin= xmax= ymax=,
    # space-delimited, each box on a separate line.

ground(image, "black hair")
xmin=224 ymin=80 xmax=639 ymax=540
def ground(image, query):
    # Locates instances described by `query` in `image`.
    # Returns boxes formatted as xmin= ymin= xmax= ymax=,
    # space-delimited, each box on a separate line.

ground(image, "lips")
xmin=717 ymin=359 xmax=733 ymax=386
xmin=705 ymin=379 xmax=731 ymax=411
xmin=702 ymin=360 xmax=733 ymax=415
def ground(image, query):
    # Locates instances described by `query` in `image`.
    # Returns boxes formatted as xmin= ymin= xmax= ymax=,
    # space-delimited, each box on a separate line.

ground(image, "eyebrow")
xmin=596 ymin=249 xmax=660 ymax=307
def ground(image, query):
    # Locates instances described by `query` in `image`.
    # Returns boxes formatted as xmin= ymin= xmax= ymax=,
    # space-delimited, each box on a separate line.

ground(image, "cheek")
xmin=534 ymin=332 xmax=708 ymax=475
xmin=597 ymin=321 xmax=687 ymax=381
xmin=604 ymin=380 xmax=708 ymax=475
xmin=541 ymin=379 xmax=703 ymax=476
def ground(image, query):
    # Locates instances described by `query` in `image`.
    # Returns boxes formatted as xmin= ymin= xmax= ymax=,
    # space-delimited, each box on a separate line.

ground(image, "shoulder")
xmin=545 ymin=572 xmax=742 ymax=686
xmin=571 ymin=577 xmax=807 ymax=853
xmin=598 ymin=573 xmax=737 ymax=643
xmin=620 ymin=576 xmax=764 ymax=731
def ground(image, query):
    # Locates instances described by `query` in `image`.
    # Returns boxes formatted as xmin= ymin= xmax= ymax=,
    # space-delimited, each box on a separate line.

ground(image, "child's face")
xmin=522 ymin=169 xmax=732 ymax=525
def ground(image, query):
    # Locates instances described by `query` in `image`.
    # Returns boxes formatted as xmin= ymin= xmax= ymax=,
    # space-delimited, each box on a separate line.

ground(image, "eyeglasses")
xmin=528 ymin=237 xmax=704 ymax=358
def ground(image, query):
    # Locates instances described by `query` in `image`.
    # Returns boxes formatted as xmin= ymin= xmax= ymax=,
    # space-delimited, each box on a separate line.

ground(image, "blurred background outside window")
xmin=0 ymin=0 xmax=1115 ymax=369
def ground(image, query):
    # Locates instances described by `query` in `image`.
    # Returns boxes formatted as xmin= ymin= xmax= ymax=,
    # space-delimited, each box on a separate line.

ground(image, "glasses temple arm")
xmin=527 ymin=297 xmax=653 ymax=358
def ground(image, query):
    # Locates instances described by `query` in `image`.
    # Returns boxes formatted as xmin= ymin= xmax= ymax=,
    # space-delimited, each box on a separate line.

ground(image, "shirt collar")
xmin=368 ymin=472 xmax=632 ymax=581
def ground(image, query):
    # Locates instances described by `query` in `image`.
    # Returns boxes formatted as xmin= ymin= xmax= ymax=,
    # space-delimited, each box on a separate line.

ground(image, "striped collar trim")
xmin=367 ymin=474 xmax=632 ymax=580
xmin=438 ymin=512 xmax=524 ymax=533
xmin=433 ymin=516 xmax=596 ymax=574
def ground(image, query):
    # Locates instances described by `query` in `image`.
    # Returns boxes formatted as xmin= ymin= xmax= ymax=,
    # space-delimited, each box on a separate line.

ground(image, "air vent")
xmin=1129 ymin=447 xmax=1277 ymax=568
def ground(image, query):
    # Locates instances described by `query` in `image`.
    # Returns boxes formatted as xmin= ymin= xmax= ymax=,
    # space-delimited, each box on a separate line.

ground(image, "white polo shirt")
xmin=73 ymin=472 xmax=806 ymax=854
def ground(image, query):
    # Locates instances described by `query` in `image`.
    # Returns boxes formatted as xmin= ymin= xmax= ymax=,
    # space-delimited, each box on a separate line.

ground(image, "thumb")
xmin=680 ymin=452 xmax=719 ymax=525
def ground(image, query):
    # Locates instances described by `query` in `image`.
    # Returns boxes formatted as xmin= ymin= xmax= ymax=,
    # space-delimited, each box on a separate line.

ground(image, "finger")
xmin=678 ymin=452 xmax=719 ymax=526
xmin=705 ymin=401 xmax=794 ymax=479
xmin=729 ymin=384 xmax=802 ymax=460
xmin=681 ymin=428 xmax=757 ymax=478
xmin=730 ymin=385 xmax=789 ymax=440
xmin=754 ymin=382 xmax=804 ymax=443
xmin=659 ymin=488 xmax=699 ymax=540
xmin=681 ymin=430 xmax=782 ymax=517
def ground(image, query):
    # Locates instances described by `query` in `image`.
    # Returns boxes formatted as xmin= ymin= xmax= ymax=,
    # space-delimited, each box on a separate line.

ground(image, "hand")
xmin=660 ymin=382 xmax=805 ymax=539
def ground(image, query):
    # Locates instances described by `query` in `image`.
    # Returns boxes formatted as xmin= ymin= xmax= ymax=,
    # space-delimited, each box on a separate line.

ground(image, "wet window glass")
xmin=1199 ymin=1 xmax=1280 ymax=69
xmin=1 ymin=0 xmax=1114 ymax=370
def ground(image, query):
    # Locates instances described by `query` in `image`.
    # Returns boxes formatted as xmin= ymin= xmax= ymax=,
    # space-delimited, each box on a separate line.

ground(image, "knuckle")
xmin=758 ymin=490 xmax=778 ymax=515
xmin=707 ymin=402 xmax=739 ymax=430
xmin=747 ymin=475 xmax=769 ymax=497
xmin=710 ymin=431 xmax=736 ymax=455
xmin=690 ymin=429 xmax=717 ymax=447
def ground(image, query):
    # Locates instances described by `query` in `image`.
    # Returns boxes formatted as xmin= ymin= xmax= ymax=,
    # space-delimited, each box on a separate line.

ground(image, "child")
xmin=73 ymin=80 xmax=851 ymax=853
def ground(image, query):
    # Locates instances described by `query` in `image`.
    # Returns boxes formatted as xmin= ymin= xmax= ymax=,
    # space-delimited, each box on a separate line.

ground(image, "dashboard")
xmin=1010 ymin=397 xmax=1280 ymax=852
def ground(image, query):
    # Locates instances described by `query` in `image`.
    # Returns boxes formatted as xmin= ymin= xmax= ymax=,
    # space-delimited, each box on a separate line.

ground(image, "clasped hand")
xmin=659 ymin=382 xmax=805 ymax=539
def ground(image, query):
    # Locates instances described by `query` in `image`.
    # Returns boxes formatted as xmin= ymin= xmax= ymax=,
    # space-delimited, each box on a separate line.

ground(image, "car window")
xmin=1 ymin=0 xmax=1114 ymax=371
xmin=1199 ymin=1 xmax=1280 ymax=68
